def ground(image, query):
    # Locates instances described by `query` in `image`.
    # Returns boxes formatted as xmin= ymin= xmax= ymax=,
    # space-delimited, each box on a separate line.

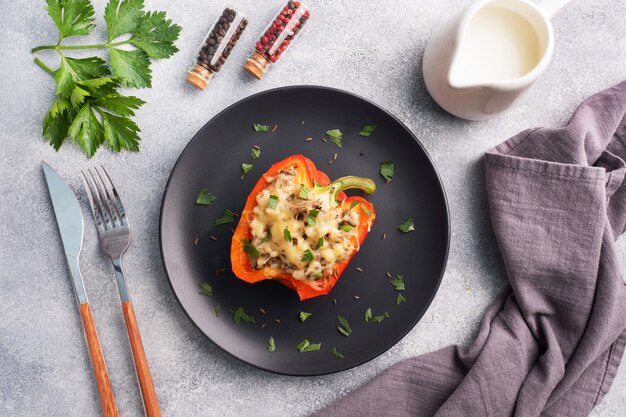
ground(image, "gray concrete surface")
xmin=1 ymin=0 xmax=625 ymax=416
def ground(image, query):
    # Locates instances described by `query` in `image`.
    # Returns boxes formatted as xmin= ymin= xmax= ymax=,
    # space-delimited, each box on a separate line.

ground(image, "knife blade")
xmin=42 ymin=162 xmax=119 ymax=417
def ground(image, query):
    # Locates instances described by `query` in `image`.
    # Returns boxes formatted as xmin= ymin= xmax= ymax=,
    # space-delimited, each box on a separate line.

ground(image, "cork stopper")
xmin=243 ymin=52 xmax=271 ymax=80
xmin=186 ymin=64 xmax=214 ymax=90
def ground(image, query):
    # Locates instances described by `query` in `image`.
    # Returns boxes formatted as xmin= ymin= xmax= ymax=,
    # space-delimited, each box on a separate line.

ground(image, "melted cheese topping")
xmin=248 ymin=169 xmax=360 ymax=282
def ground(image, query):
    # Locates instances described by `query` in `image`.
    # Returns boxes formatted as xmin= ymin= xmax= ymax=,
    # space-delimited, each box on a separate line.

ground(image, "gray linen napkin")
xmin=313 ymin=81 xmax=626 ymax=417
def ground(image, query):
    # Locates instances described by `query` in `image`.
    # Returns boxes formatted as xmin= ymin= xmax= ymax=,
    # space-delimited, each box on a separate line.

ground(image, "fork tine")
xmin=81 ymin=171 xmax=106 ymax=234
xmin=93 ymin=167 xmax=122 ymax=227
xmin=99 ymin=166 xmax=128 ymax=226
xmin=86 ymin=169 xmax=114 ymax=230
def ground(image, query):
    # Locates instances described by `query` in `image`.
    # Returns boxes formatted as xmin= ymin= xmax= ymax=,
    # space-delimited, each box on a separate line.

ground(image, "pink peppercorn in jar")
xmin=243 ymin=1 xmax=310 ymax=79
xmin=186 ymin=7 xmax=248 ymax=90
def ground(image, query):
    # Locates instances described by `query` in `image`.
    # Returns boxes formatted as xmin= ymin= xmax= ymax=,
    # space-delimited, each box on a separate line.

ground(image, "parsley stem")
xmin=31 ymin=40 xmax=129 ymax=53
xmin=34 ymin=58 xmax=54 ymax=75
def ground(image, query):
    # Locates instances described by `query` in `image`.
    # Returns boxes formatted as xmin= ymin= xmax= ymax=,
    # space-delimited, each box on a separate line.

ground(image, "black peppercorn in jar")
xmin=243 ymin=1 xmax=310 ymax=80
xmin=186 ymin=7 xmax=248 ymax=90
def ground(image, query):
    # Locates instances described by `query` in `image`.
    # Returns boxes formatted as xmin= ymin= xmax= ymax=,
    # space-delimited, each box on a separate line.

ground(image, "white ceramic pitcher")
xmin=422 ymin=0 xmax=572 ymax=120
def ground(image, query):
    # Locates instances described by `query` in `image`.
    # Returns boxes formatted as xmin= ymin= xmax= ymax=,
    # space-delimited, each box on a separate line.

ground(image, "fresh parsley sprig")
xmin=32 ymin=0 xmax=181 ymax=157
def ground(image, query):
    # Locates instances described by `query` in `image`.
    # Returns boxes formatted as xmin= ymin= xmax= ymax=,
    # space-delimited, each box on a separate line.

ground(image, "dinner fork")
xmin=81 ymin=167 xmax=161 ymax=417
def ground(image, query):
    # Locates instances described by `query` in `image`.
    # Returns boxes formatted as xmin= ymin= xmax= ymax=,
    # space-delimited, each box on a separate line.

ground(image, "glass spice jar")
xmin=243 ymin=1 xmax=310 ymax=79
xmin=186 ymin=7 xmax=248 ymax=90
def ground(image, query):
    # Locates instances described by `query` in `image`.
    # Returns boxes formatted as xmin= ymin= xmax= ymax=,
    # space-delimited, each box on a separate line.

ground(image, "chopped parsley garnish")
xmin=233 ymin=306 xmax=255 ymax=325
xmin=397 ymin=218 xmax=415 ymax=233
xmin=198 ymin=282 xmax=213 ymax=296
xmin=299 ymin=311 xmax=312 ymax=322
xmin=195 ymin=189 xmax=216 ymax=205
xmin=326 ymin=129 xmax=343 ymax=148
xmin=241 ymin=163 xmax=253 ymax=179
xmin=283 ymin=226 xmax=292 ymax=242
xmin=315 ymin=237 xmax=324 ymax=250
xmin=349 ymin=200 xmax=359 ymax=210
xmin=261 ymin=234 xmax=271 ymax=243
xmin=299 ymin=184 xmax=310 ymax=199
xmin=307 ymin=209 xmax=319 ymax=226
xmin=215 ymin=304 xmax=220 ymax=317
xmin=390 ymin=275 xmax=405 ymax=291
xmin=268 ymin=336 xmax=275 ymax=352
xmin=313 ymin=272 xmax=323 ymax=279
xmin=380 ymin=161 xmax=394 ymax=182
xmin=214 ymin=209 xmax=235 ymax=226
xmin=268 ymin=194 xmax=278 ymax=210
xmin=338 ymin=224 xmax=353 ymax=232
xmin=359 ymin=124 xmax=378 ymax=137
xmin=243 ymin=239 xmax=259 ymax=258
xmin=251 ymin=145 xmax=261 ymax=159
xmin=397 ymin=293 xmax=406 ymax=305
xmin=297 ymin=339 xmax=321 ymax=352
xmin=364 ymin=308 xmax=372 ymax=322
xmin=337 ymin=316 xmax=352 ymax=337
xmin=331 ymin=347 xmax=345 ymax=359
xmin=372 ymin=312 xmax=390 ymax=323
xmin=301 ymin=249 xmax=314 ymax=263
xmin=253 ymin=123 xmax=270 ymax=132
xmin=360 ymin=202 xmax=373 ymax=217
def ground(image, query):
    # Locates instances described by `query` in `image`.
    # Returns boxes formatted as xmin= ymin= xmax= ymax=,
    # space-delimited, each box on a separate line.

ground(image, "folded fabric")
xmin=312 ymin=81 xmax=626 ymax=417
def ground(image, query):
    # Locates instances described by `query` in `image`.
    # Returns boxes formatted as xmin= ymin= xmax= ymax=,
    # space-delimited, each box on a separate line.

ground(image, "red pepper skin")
xmin=230 ymin=155 xmax=375 ymax=300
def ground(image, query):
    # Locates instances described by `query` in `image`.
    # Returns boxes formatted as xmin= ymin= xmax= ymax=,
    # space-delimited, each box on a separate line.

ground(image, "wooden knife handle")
xmin=121 ymin=301 xmax=161 ymax=417
xmin=79 ymin=303 xmax=119 ymax=417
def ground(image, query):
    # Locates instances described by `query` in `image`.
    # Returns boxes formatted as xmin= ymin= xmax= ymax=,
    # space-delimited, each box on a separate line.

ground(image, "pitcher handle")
xmin=536 ymin=0 xmax=572 ymax=18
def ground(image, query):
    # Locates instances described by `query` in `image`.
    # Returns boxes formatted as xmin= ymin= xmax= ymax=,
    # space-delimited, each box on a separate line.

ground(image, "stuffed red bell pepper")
xmin=231 ymin=155 xmax=376 ymax=300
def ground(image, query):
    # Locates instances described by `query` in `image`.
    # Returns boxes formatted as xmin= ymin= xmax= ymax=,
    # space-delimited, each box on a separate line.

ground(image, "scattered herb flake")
xmin=360 ymin=202 xmax=373 ymax=217
xmin=195 ymin=189 xmax=216 ymax=205
xmin=337 ymin=316 xmax=352 ymax=337
xmin=243 ymin=239 xmax=260 ymax=258
xmin=214 ymin=209 xmax=235 ymax=226
xmin=268 ymin=336 xmax=276 ymax=352
xmin=313 ymin=272 xmax=323 ymax=279
xmin=397 ymin=218 xmax=415 ymax=233
xmin=251 ymin=145 xmax=261 ymax=159
xmin=372 ymin=312 xmax=390 ymax=323
xmin=397 ymin=293 xmax=406 ymax=305
xmin=349 ymin=200 xmax=359 ymax=210
xmin=268 ymin=194 xmax=278 ymax=210
xmin=301 ymin=249 xmax=314 ymax=263
xmin=198 ymin=282 xmax=213 ymax=296
xmin=315 ymin=237 xmax=324 ymax=250
xmin=299 ymin=184 xmax=310 ymax=199
xmin=299 ymin=311 xmax=312 ymax=322
xmin=215 ymin=303 xmax=220 ymax=317
xmin=331 ymin=347 xmax=345 ymax=359
xmin=390 ymin=275 xmax=406 ymax=291
xmin=326 ymin=129 xmax=343 ymax=148
xmin=380 ymin=161 xmax=394 ymax=183
xmin=283 ymin=226 xmax=292 ymax=242
xmin=307 ymin=209 xmax=319 ymax=226
xmin=241 ymin=163 xmax=253 ymax=179
xmin=359 ymin=124 xmax=378 ymax=137
xmin=364 ymin=308 xmax=372 ymax=322
xmin=297 ymin=339 xmax=321 ymax=352
xmin=253 ymin=123 xmax=270 ymax=132
xmin=233 ymin=306 xmax=255 ymax=325
xmin=339 ymin=224 xmax=353 ymax=232
xmin=261 ymin=234 xmax=271 ymax=243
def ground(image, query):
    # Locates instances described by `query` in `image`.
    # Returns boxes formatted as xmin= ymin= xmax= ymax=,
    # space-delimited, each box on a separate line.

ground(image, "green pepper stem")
xmin=324 ymin=176 xmax=376 ymax=204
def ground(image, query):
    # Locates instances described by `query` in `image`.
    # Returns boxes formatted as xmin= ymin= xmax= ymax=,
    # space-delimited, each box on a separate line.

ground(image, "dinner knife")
xmin=42 ymin=162 xmax=119 ymax=417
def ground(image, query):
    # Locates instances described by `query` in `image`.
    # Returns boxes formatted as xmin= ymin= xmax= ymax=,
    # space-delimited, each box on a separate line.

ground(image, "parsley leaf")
xmin=92 ymin=94 xmax=144 ymax=117
xmin=390 ymin=275 xmax=406 ymax=291
xmin=364 ymin=308 xmax=372 ymax=322
xmin=297 ymin=339 xmax=321 ymax=352
xmin=128 ymin=11 xmax=181 ymax=59
xmin=198 ymin=282 xmax=213 ymax=296
xmin=349 ymin=200 xmax=359 ymax=210
xmin=109 ymin=47 xmax=152 ymax=88
xmin=214 ymin=209 xmax=235 ymax=226
xmin=315 ymin=237 xmax=324 ymax=250
xmin=360 ymin=202 xmax=373 ymax=217
xmin=241 ymin=163 xmax=253 ymax=179
xmin=299 ymin=184 xmax=310 ymax=199
xmin=397 ymin=293 xmax=406 ymax=305
xmin=307 ymin=209 xmax=319 ymax=226
xmin=397 ymin=218 xmax=415 ymax=233
xmin=196 ymin=189 xmax=216 ymax=205
xmin=359 ymin=124 xmax=378 ymax=137
xmin=68 ymin=103 xmax=104 ymax=158
xmin=299 ymin=311 xmax=312 ymax=322
xmin=251 ymin=145 xmax=261 ymax=160
xmin=326 ymin=129 xmax=343 ymax=148
xmin=301 ymin=249 xmax=314 ymax=263
xmin=243 ymin=239 xmax=259 ymax=258
xmin=331 ymin=347 xmax=344 ymax=359
xmin=104 ymin=0 xmax=144 ymax=41
xmin=100 ymin=111 xmax=141 ymax=152
xmin=46 ymin=0 xmax=96 ymax=39
xmin=268 ymin=195 xmax=278 ymax=210
xmin=43 ymin=97 xmax=74 ymax=150
xmin=339 ymin=224 xmax=353 ymax=232
xmin=215 ymin=303 xmax=220 ymax=317
xmin=253 ymin=123 xmax=270 ymax=132
xmin=54 ymin=56 xmax=109 ymax=96
xmin=372 ymin=312 xmax=390 ymax=323
xmin=337 ymin=316 xmax=352 ymax=337
xmin=233 ymin=306 xmax=255 ymax=325
xmin=283 ymin=227 xmax=292 ymax=242
xmin=380 ymin=161 xmax=394 ymax=183
xmin=268 ymin=336 xmax=276 ymax=352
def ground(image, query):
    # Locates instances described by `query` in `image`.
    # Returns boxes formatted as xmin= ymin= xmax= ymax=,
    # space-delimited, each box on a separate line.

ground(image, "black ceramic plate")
xmin=160 ymin=86 xmax=449 ymax=376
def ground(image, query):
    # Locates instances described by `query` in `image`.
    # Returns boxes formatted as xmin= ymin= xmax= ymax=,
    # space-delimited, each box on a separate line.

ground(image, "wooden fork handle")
xmin=79 ymin=303 xmax=119 ymax=417
xmin=121 ymin=301 xmax=161 ymax=417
